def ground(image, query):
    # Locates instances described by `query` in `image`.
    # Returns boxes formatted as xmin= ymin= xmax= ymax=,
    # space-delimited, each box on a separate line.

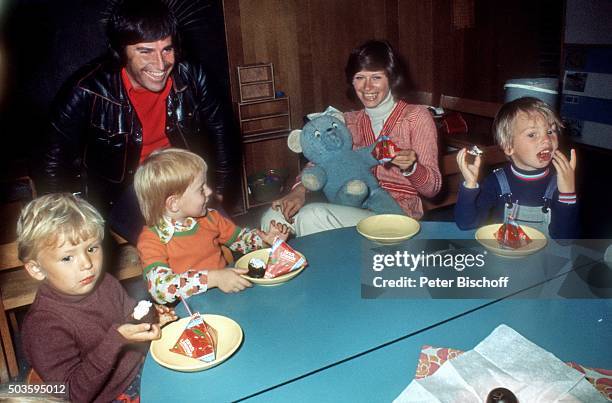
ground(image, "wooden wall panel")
xmin=223 ymin=0 xmax=562 ymax=118
xmin=397 ymin=0 xmax=434 ymax=93
xmin=398 ymin=0 xmax=562 ymax=103
xmin=237 ymin=0 xmax=302 ymax=127
xmin=224 ymin=0 xmax=400 ymax=127
xmin=301 ymin=0 xmax=399 ymax=114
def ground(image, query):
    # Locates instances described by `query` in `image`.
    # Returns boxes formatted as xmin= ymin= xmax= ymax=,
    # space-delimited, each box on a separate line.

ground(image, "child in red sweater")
xmin=134 ymin=148 xmax=289 ymax=304
xmin=17 ymin=193 xmax=176 ymax=403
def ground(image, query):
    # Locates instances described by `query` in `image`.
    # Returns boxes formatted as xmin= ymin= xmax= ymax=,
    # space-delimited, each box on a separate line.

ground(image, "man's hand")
xmin=271 ymin=185 xmax=306 ymax=223
xmin=456 ymin=148 xmax=482 ymax=189
xmin=552 ymin=149 xmax=577 ymax=194
xmin=117 ymin=323 xmax=161 ymax=342
xmin=208 ymin=268 xmax=252 ymax=293
xmin=391 ymin=149 xmax=417 ymax=171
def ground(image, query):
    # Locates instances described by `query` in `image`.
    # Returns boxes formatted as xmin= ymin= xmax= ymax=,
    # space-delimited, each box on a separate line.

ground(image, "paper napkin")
xmin=394 ymin=324 xmax=607 ymax=402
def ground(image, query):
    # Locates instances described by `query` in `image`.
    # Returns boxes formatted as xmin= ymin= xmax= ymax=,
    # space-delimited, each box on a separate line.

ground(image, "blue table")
xmin=140 ymin=222 xmax=611 ymax=402
xmin=249 ymin=299 xmax=612 ymax=402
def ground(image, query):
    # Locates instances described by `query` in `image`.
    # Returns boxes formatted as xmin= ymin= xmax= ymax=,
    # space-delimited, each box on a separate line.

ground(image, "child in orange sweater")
xmin=134 ymin=148 xmax=289 ymax=303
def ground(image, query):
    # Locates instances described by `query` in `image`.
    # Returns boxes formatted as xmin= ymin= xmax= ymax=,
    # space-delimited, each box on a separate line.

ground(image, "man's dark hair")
xmin=345 ymin=40 xmax=408 ymax=101
xmin=106 ymin=0 xmax=179 ymax=64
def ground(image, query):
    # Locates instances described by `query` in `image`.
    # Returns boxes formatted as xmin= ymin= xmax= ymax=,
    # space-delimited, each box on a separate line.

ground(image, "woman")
xmin=262 ymin=40 xmax=441 ymax=236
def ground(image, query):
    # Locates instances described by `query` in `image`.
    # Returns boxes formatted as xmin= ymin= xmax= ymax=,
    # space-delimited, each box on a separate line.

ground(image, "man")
xmin=39 ymin=0 xmax=238 ymax=243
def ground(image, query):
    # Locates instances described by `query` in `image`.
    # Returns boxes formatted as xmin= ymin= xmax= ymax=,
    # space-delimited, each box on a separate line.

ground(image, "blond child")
xmin=454 ymin=97 xmax=579 ymax=239
xmin=134 ymin=148 xmax=289 ymax=304
xmin=17 ymin=193 xmax=176 ymax=403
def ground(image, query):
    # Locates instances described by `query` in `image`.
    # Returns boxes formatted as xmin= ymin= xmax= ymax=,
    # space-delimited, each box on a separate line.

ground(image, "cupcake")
xmin=247 ymin=258 xmax=266 ymax=278
xmin=486 ymin=387 xmax=518 ymax=403
xmin=131 ymin=300 xmax=158 ymax=324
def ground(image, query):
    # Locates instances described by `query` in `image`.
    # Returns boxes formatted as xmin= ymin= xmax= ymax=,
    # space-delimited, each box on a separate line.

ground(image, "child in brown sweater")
xmin=17 ymin=193 xmax=176 ymax=402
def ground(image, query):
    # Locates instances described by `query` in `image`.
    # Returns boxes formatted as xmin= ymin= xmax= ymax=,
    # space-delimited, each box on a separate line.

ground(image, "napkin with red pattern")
xmin=394 ymin=325 xmax=608 ymax=402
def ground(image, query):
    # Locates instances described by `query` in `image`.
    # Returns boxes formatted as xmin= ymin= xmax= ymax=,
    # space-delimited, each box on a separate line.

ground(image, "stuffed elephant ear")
xmin=306 ymin=106 xmax=345 ymax=123
xmin=287 ymin=129 xmax=302 ymax=153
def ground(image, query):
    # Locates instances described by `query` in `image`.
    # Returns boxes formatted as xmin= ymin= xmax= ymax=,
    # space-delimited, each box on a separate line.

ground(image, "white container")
xmin=504 ymin=78 xmax=559 ymax=107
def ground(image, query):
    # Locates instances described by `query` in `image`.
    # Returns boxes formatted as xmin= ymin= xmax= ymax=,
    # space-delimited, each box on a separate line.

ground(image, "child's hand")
xmin=456 ymin=148 xmax=481 ymax=189
xmin=155 ymin=304 xmax=178 ymax=327
xmin=552 ymin=149 xmax=577 ymax=194
xmin=259 ymin=220 xmax=290 ymax=244
xmin=117 ymin=323 xmax=161 ymax=342
xmin=208 ymin=268 xmax=252 ymax=293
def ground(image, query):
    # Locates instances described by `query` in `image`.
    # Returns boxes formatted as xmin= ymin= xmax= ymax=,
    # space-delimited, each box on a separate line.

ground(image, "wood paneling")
xmin=427 ymin=0 xmax=560 ymax=102
xmin=398 ymin=0 xmax=435 ymax=92
xmin=222 ymin=0 xmax=562 ymax=126
xmin=223 ymin=0 xmax=400 ymax=127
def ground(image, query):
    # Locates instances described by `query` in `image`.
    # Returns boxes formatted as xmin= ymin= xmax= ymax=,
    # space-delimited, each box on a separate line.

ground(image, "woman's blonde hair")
xmin=493 ymin=97 xmax=563 ymax=151
xmin=16 ymin=193 xmax=105 ymax=262
xmin=134 ymin=148 xmax=207 ymax=226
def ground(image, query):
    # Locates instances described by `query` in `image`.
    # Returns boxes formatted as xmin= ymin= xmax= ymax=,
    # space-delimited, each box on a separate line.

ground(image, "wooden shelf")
xmin=241 ymin=134 xmax=299 ymax=210
xmin=235 ymin=77 xmax=295 ymax=211
xmin=238 ymin=97 xmax=289 ymax=118
xmin=238 ymin=97 xmax=290 ymax=136
xmin=242 ymin=130 xmax=291 ymax=144
xmin=240 ymin=112 xmax=288 ymax=123
xmin=237 ymin=64 xmax=273 ymax=83
xmin=241 ymin=116 xmax=291 ymax=136
xmin=240 ymin=82 xmax=274 ymax=101
xmin=237 ymin=63 xmax=275 ymax=102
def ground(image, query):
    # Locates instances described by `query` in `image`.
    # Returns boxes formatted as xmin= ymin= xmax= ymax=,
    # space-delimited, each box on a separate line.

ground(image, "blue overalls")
xmin=494 ymin=169 xmax=557 ymax=237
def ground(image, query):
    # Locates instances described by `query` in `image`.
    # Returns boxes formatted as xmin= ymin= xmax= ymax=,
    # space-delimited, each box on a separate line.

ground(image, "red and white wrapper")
xmin=264 ymin=239 xmax=307 ymax=279
xmin=495 ymin=217 xmax=532 ymax=249
xmin=372 ymin=136 xmax=402 ymax=164
xmin=170 ymin=313 xmax=218 ymax=362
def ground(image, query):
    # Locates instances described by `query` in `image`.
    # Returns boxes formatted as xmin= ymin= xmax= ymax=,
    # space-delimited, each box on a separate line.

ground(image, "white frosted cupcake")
xmin=247 ymin=258 xmax=266 ymax=278
xmin=131 ymin=300 xmax=157 ymax=324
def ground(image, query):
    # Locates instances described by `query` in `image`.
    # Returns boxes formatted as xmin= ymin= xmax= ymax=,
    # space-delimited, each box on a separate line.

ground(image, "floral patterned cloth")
xmin=415 ymin=345 xmax=612 ymax=400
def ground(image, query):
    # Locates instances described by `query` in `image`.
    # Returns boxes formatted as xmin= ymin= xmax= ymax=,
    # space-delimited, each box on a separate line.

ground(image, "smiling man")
xmin=39 ymin=0 xmax=237 ymax=244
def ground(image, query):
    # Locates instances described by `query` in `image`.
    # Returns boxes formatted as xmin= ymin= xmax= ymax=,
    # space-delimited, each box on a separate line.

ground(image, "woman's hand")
xmin=552 ymin=149 xmax=576 ymax=194
xmin=271 ymin=185 xmax=306 ymax=223
xmin=456 ymin=148 xmax=481 ymax=189
xmin=155 ymin=304 xmax=178 ymax=327
xmin=117 ymin=323 xmax=161 ymax=342
xmin=259 ymin=220 xmax=290 ymax=244
xmin=391 ymin=149 xmax=417 ymax=171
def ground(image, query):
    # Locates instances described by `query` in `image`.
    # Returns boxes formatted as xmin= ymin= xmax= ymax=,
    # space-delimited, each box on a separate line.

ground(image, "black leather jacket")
xmin=40 ymin=59 xmax=237 ymax=211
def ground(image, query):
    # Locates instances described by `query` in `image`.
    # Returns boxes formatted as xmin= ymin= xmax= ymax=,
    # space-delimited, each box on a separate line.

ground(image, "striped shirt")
xmin=344 ymin=101 xmax=442 ymax=219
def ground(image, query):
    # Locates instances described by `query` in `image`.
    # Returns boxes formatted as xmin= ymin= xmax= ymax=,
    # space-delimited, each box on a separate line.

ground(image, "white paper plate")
xmin=475 ymin=224 xmax=547 ymax=258
xmin=150 ymin=315 xmax=242 ymax=372
xmin=356 ymin=214 xmax=420 ymax=244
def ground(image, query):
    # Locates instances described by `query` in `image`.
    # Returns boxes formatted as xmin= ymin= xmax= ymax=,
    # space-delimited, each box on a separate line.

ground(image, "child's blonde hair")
xmin=17 ymin=193 xmax=105 ymax=262
xmin=493 ymin=97 xmax=563 ymax=151
xmin=134 ymin=148 xmax=207 ymax=226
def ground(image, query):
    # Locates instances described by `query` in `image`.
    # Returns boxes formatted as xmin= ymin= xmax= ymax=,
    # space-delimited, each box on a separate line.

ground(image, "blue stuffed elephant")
xmin=287 ymin=111 xmax=404 ymax=215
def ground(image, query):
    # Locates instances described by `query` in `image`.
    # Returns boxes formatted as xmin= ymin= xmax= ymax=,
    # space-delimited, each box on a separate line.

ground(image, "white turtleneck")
xmin=365 ymin=90 xmax=396 ymax=138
